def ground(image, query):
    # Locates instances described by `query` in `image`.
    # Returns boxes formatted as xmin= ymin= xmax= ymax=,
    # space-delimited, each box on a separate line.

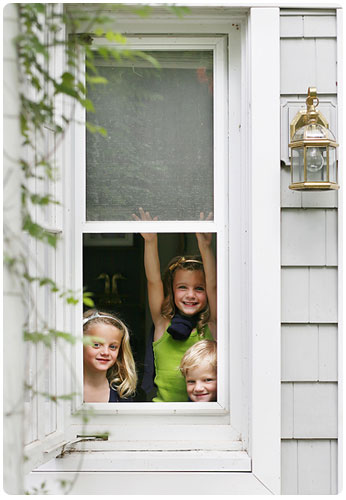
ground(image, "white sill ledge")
xmin=33 ymin=448 xmax=251 ymax=472
xmin=80 ymin=401 xmax=227 ymax=415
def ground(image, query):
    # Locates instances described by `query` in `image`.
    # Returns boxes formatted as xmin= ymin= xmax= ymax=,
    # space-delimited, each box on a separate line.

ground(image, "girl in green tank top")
xmin=133 ymin=208 xmax=217 ymax=402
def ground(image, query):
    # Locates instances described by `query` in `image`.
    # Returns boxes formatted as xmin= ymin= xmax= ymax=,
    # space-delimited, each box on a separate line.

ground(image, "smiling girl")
xmin=133 ymin=208 xmax=217 ymax=402
xmin=83 ymin=310 xmax=137 ymax=402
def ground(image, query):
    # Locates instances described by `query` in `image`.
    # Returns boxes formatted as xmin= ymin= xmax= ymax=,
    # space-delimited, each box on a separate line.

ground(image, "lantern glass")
xmin=291 ymin=147 xmax=304 ymax=183
xmin=305 ymin=146 xmax=327 ymax=181
xmin=329 ymin=146 xmax=337 ymax=183
xmin=292 ymin=123 xmax=336 ymax=142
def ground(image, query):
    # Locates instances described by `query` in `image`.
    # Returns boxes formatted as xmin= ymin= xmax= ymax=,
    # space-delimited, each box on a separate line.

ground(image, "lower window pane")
xmin=83 ymin=233 xmax=217 ymax=403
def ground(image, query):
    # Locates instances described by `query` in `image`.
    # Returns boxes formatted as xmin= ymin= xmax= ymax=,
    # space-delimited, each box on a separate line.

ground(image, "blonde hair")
xmin=179 ymin=339 xmax=217 ymax=378
xmin=161 ymin=255 xmax=210 ymax=333
xmin=83 ymin=309 xmax=137 ymax=399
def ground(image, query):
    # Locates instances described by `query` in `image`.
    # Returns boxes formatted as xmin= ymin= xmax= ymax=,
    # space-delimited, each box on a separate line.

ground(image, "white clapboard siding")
xmin=309 ymin=268 xmax=338 ymax=322
xmin=281 ymin=166 xmax=339 ymax=208
xmin=280 ymin=14 xmax=336 ymax=39
xmin=281 ymin=324 xmax=338 ymax=382
xmin=281 ymin=267 xmax=338 ymax=323
xmin=303 ymin=15 xmax=337 ymax=38
xmin=281 ymin=439 xmax=338 ymax=494
xmin=326 ymin=210 xmax=338 ymax=266
xmin=282 ymin=382 xmax=338 ymax=438
xmin=280 ymin=9 xmax=339 ymax=495
xmin=281 ymin=38 xmax=337 ymax=94
xmin=281 ymin=209 xmax=338 ymax=266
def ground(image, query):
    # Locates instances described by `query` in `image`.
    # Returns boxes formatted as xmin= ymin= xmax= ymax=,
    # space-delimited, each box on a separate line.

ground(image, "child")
xmin=179 ymin=339 xmax=217 ymax=402
xmin=83 ymin=309 xmax=137 ymax=402
xmin=133 ymin=208 xmax=217 ymax=402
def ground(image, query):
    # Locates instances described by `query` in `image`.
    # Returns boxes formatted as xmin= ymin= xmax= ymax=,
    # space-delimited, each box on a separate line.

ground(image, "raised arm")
xmin=132 ymin=208 xmax=164 ymax=326
xmin=196 ymin=212 xmax=217 ymax=338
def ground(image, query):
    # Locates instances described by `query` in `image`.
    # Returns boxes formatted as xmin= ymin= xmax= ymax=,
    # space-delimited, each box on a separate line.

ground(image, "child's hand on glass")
xmin=132 ymin=207 xmax=158 ymax=241
xmin=196 ymin=211 xmax=213 ymax=248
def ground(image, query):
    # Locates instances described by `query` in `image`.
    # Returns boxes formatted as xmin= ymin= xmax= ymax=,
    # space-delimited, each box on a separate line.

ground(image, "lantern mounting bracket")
xmin=290 ymin=87 xmax=329 ymax=141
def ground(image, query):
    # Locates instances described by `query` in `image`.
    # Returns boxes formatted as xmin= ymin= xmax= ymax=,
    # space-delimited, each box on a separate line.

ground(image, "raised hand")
xmin=196 ymin=211 xmax=213 ymax=248
xmin=132 ymin=207 xmax=158 ymax=241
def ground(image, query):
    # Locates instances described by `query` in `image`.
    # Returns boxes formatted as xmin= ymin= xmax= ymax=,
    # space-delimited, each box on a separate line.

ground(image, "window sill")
xmin=32 ymin=446 xmax=251 ymax=472
xmin=81 ymin=401 xmax=228 ymax=415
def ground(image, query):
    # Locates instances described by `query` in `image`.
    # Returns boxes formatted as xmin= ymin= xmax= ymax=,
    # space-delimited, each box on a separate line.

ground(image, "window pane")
xmin=83 ymin=232 xmax=217 ymax=402
xmin=86 ymin=50 xmax=214 ymax=221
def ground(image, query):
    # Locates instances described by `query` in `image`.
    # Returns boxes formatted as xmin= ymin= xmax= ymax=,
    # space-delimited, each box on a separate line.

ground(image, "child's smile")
xmin=84 ymin=323 xmax=123 ymax=373
xmin=173 ymin=269 xmax=207 ymax=316
xmin=185 ymin=361 xmax=217 ymax=402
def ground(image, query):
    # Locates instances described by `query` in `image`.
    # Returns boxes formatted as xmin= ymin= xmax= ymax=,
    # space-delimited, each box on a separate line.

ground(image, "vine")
xmin=4 ymin=3 xmax=189 ymax=494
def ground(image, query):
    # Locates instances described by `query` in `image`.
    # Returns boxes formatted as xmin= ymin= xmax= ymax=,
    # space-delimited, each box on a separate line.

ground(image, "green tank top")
xmin=152 ymin=325 xmax=213 ymax=402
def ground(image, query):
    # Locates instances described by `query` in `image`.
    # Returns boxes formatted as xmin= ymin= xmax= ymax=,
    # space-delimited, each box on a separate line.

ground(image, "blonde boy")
xmin=179 ymin=339 xmax=217 ymax=402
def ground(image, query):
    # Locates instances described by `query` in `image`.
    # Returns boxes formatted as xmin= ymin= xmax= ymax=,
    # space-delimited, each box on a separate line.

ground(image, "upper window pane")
xmin=86 ymin=50 xmax=214 ymax=221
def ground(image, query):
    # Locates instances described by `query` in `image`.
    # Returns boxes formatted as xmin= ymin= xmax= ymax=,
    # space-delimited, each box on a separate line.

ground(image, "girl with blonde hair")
xmin=83 ymin=309 xmax=137 ymax=402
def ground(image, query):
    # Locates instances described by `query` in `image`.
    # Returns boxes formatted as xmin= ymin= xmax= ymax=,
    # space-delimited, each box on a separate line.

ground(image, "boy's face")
xmin=185 ymin=361 xmax=217 ymax=402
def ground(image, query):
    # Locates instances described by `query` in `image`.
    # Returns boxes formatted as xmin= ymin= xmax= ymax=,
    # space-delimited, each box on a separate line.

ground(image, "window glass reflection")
xmin=86 ymin=51 xmax=214 ymax=221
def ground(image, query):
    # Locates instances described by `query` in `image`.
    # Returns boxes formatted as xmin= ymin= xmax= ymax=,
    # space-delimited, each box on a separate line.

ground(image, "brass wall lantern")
xmin=289 ymin=87 xmax=339 ymax=191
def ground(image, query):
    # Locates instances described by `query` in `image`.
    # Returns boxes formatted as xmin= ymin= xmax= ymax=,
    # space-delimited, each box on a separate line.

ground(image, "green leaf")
xmin=82 ymin=335 xmax=105 ymax=346
xmin=97 ymin=47 xmax=110 ymax=59
xmin=79 ymin=98 xmax=95 ymax=112
xmin=48 ymin=329 xmax=78 ymax=344
xmin=167 ymin=6 xmax=191 ymax=17
xmin=83 ymin=296 xmax=95 ymax=307
xmin=22 ymin=216 xmax=58 ymax=248
xmin=133 ymin=50 xmax=160 ymax=69
xmin=77 ymin=81 xmax=86 ymax=95
xmin=4 ymin=255 xmax=17 ymax=269
xmin=134 ymin=5 xmax=152 ymax=18
xmin=30 ymin=193 xmax=60 ymax=206
xmin=86 ymin=122 xmax=107 ymax=137
xmin=67 ymin=296 xmax=79 ymax=305
xmin=24 ymin=331 xmax=52 ymax=347
xmin=94 ymin=28 xmax=104 ymax=37
xmin=105 ymin=32 xmax=127 ymax=44
xmin=86 ymin=75 xmax=108 ymax=85
xmin=33 ymin=4 xmax=45 ymax=14
xmin=47 ymin=233 xmax=58 ymax=248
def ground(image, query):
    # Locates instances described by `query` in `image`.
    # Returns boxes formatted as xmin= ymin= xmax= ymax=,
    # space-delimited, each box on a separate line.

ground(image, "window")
xmin=75 ymin=35 xmax=230 ymax=413
xmin=24 ymin=7 xmax=281 ymax=493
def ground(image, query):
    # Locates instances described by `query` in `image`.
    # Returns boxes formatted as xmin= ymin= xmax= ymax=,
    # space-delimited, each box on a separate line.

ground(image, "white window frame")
xmin=75 ymin=34 xmax=229 ymax=416
xmin=26 ymin=6 xmax=281 ymax=494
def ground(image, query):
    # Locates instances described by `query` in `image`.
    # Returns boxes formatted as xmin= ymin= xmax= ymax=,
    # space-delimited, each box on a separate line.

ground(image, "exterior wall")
xmin=3 ymin=4 xmax=341 ymax=495
xmin=280 ymin=9 xmax=339 ymax=494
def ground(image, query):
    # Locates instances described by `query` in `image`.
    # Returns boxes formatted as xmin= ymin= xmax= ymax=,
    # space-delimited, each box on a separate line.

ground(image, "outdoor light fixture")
xmin=289 ymin=87 xmax=339 ymax=191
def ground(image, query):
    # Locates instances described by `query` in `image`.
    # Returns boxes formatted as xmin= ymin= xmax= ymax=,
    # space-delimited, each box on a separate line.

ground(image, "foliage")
xmin=4 ymin=3 xmax=189 ymax=493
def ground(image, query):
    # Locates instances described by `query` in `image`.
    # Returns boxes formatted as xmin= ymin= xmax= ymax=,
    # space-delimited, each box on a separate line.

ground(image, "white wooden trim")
xmin=336 ymin=6 xmax=343 ymax=496
xmin=67 ymin=1 xmax=341 ymax=13
xmin=3 ymin=5 xmax=25 ymax=493
xmin=31 ymin=449 xmax=251 ymax=473
xmin=74 ymin=34 xmax=231 ymax=417
xmin=25 ymin=471 xmax=273 ymax=495
xmin=27 ymin=5 xmax=283 ymax=493
xmin=62 ymin=20 xmax=251 ymax=475
xmin=249 ymin=7 xmax=281 ymax=494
